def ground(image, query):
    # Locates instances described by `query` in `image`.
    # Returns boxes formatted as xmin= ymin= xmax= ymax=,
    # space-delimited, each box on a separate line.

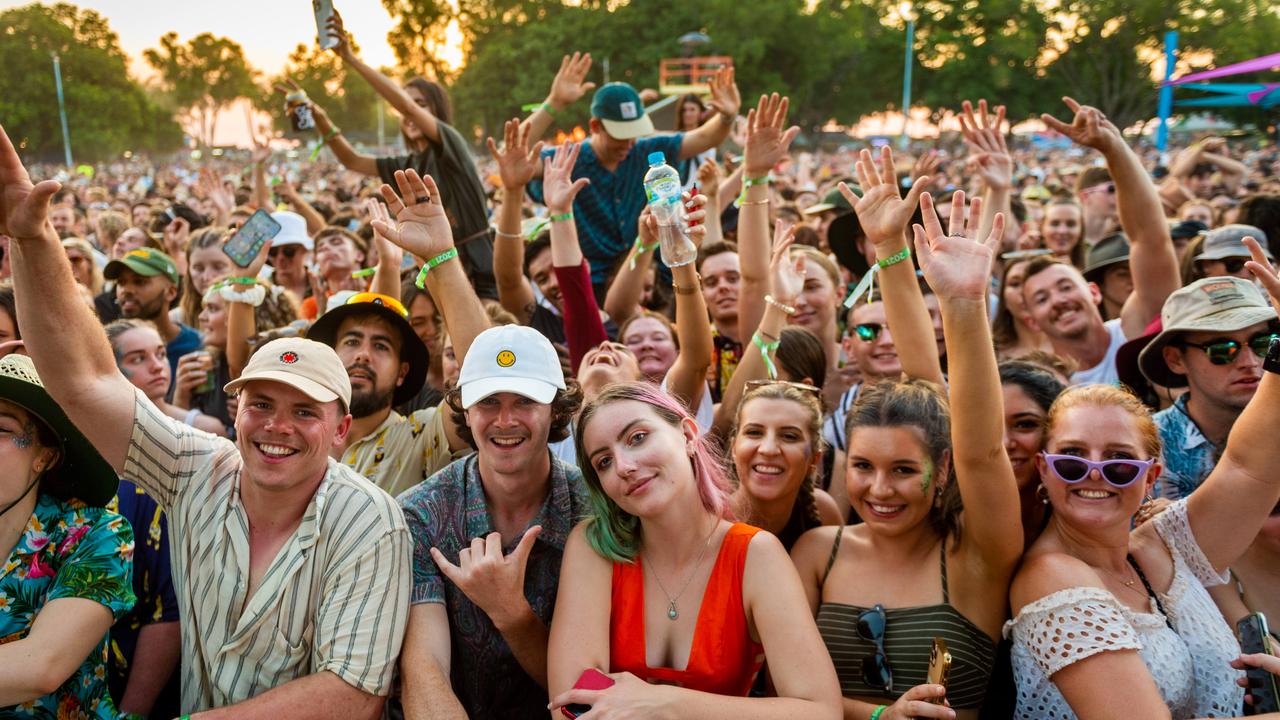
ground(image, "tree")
xmin=0 ymin=3 xmax=183 ymax=163
xmin=144 ymin=32 xmax=257 ymax=147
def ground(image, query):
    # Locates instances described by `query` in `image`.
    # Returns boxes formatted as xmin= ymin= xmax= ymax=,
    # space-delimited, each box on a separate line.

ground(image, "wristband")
xmin=549 ymin=211 xmax=574 ymax=223
xmin=869 ymin=706 xmax=888 ymax=720
xmin=310 ymin=128 xmax=340 ymax=161
xmin=540 ymin=101 xmax=561 ymax=121
xmin=1265 ymin=336 xmax=1280 ymax=375
xmin=877 ymin=246 xmax=911 ymax=269
xmin=765 ymin=294 xmax=796 ymax=315
xmin=735 ymin=173 xmax=770 ymax=208
xmin=415 ymin=248 xmax=459 ymax=289
xmin=738 ymin=198 xmax=770 ymax=206
xmin=351 ymin=267 xmax=377 ymax=279
xmin=629 ymin=236 xmax=660 ymax=270
xmin=218 ymin=284 xmax=266 ymax=307
xmin=226 ymin=276 xmax=259 ymax=285
xmin=752 ymin=331 xmax=781 ymax=380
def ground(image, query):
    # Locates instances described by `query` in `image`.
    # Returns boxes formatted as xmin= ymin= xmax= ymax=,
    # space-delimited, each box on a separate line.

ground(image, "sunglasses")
xmin=1180 ymin=332 xmax=1280 ymax=365
xmin=1041 ymin=453 xmax=1154 ymax=488
xmin=853 ymin=323 xmax=883 ymax=343
xmin=857 ymin=604 xmax=893 ymax=692
xmin=745 ymin=379 xmax=821 ymax=395
xmin=1081 ymin=182 xmax=1116 ymax=195
xmin=269 ymin=245 xmax=302 ymax=260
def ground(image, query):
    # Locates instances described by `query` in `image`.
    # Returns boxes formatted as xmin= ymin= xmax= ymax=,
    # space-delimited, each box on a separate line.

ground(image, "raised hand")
xmin=429 ymin=526 xmax=542 ymax=629
xmin=742 ymin=93 xmax=800 ymax=178
xmin=365 ymin=197 xmax=403 ymax=270
xmin=911 ymin=190 xmax=1006 ymax=303
xmin=1040 ymin=97 xmax=1123 ymax=152
xmin=844 ymin=145 xmax=929 ymax=248
xmin=768 ymin=222 xmax=805 ymax=305
xmin=547 ymin=52 xmax=596 ymax=109
xmin=911 ymin=149 xmax=942 ymax=189
xmin=486 ymin=118 xmax=545 ymax=191
xmin=0 ymin=124 xmax=61 ymax=240
xmin=371 ymin=170 xmax=456 ymax=260
xmin=542 ymin=142 xmax=591 ymax=214
xmin=1243 ymin=235 xmax=1280 ymax=313
xmin=959 ymin=99 xmax=1012 ymax=191
xmin=696 ymin=159 xmax=722 ymax=199
xmin=163 ymin=216 xmax=190 ymax=260
xmin=705 ymin=65 xmax=742 ymax=121
xmin=325 ymin=10 xmax=355 ymax=60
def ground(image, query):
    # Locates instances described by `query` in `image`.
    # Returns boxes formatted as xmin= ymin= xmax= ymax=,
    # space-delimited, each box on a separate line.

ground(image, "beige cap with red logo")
xmin=224 ymin=337 xmax=352 ymax=407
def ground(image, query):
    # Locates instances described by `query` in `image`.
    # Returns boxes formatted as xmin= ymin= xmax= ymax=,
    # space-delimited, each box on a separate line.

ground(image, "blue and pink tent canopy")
xmin=1165 ymin=52 xmax=1280 ymax=109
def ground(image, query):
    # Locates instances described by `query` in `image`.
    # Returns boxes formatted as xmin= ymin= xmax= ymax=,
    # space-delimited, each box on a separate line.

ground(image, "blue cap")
xmin=648 ymin=152 xmax=665 ymax=165
xmin=590 ymin=82 xmax=655 ymax=140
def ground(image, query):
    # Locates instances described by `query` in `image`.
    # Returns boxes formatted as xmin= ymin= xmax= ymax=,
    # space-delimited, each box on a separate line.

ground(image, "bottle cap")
xmin=647 ymin=152 xmax=665 ymax=166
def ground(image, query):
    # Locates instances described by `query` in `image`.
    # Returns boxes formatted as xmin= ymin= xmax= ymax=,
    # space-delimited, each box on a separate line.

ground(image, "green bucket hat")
xmin=0 ymin=354 xmax=117 ymax=507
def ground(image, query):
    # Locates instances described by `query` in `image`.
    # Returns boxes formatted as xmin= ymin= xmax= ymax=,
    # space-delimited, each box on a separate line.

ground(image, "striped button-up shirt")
xmin=122 ymin=390 xmax=411 ymax=711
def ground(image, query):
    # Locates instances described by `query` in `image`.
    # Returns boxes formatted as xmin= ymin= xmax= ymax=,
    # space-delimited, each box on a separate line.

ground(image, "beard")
xmin=349 ymin=384 xmax=395 ymax=418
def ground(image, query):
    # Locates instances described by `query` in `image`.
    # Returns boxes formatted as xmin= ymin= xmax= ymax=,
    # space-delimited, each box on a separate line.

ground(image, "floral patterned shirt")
xmin=0 ymin=494 xmax=135 ymax=719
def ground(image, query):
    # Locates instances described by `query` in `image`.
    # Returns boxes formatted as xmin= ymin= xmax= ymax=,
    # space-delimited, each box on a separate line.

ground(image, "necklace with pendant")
xmin=647 ymin=519 xmax=720 ymax=621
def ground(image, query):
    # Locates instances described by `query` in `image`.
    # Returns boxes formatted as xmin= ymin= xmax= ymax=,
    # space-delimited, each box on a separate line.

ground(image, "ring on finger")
xmin=414 ymin=195 xmax=430 ymax=204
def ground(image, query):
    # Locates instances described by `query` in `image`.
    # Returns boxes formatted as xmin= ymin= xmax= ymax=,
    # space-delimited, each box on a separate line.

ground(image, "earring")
xmin=1036 ymin=483 xmax=1050 ymax=505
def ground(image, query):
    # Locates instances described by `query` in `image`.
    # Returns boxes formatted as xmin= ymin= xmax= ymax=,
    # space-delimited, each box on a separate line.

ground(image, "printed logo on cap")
xmin=126 ymin=249 xmax=152 ymax=259
xmin=280 ymin=351 xmax=300 ymax=364
xmin=619 ymin=101 xmax=638 ymax=120
xmin=496 ymin=350 xmax=516 ymax=368
xmin=1200 ymin=280 xmax=1243 ymax=304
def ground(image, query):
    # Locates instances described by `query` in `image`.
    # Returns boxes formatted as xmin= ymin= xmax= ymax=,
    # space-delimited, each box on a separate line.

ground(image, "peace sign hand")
xmin=372 ymin=170 xmax=455 ymax=261
xmin=0 ymin=124 xmax=61 ymax=241
xmin=845 ymin=145 xmax=929 ymax=249
xmin=429 ymin=526 xmax=543 ymax=629
xmin=486 ymin=118 xmax=544 ymax=191
xmin=912 ymin=190 xmax=1005 ymax=303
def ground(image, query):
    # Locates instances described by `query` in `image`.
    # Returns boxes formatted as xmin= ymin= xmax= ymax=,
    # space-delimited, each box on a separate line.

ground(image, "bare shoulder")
xmin=1010 ymin=550 xmax=1108 ymax=614
xmin=790 ymin=524 xmax=841 ymax=569
xmin=563 ymin=521 xmax=614 ymax=574
xmin=814 ymin=489 xmax=844 ymax=526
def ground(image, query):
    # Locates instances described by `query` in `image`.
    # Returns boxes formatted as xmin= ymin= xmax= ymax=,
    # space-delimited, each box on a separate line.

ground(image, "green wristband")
xmin=735 ymin=174 xmax=770 ymax=208
xmin=226 ymin=276 xmax=259 ymax=285
xmin=869 ymin=706 xmax=888 ymax=720
xmin=549 ymin=211 xmax=574 ymax=223
xmin=752 ymin=331 xmax=781 ymax=380
xmin=351 ymin=267 xmax=377 ymax=279
xmin=415 ymin=248 xmax=459 ymax=289
xmin=309 ymin=128 xmax=340 ymax=161
xmin=877 ymin=246 xmax=911 ymax=269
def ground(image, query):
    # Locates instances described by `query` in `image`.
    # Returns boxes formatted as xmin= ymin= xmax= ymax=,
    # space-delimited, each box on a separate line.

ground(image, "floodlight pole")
xmin=900 ymin=9 xmax=915 ymax=149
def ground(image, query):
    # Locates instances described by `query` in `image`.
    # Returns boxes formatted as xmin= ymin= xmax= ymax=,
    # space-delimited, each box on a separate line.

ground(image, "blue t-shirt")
xmin=166 ymin=324 xmax=202 ymax=383
xmin=528 ymin=134 xmax=684 ymax=286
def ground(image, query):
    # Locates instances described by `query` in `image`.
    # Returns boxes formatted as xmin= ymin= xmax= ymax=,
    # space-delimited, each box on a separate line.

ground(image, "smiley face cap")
xmin=458 ymin=324 xmax=566 ymax=409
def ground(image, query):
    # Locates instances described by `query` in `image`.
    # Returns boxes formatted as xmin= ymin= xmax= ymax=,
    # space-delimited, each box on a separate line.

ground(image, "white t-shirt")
xmin=1069 ymin=318 xmax=1126 ymax=386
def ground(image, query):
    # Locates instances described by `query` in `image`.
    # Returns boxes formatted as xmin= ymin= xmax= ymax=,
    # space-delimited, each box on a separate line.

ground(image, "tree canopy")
xmin=144 ymin=31 xmax=257 ymax=147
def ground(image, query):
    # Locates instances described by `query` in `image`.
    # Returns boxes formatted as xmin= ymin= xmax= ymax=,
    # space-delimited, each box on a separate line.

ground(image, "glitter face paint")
xmin=921 ymin=457 xmax=934 ymax=496
xmin=12 ymin=420 xmax=34 ymax=449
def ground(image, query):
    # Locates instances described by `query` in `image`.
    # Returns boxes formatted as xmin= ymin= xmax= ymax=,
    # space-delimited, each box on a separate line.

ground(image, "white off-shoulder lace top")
xmin=1004 ymin=498 xmax=1243 ymax=719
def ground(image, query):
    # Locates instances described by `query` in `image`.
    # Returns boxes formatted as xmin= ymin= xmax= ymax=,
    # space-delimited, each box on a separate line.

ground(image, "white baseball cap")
xmin=270 ymin=210 xmax=313 ymax=250
xmin=458 ymin=324 xmax=566 ymax=409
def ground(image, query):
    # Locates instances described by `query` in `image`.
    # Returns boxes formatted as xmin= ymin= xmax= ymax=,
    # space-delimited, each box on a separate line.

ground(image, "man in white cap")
xmin=268 ymin=210 xmax=313 ymax=304
xmin=1138 ymin=275 xmax=1279 ymax=499
xmin=0 ymin=122 xmax=410 ymax=717
xmin=397 ymin=323 xmax=588 ymax=720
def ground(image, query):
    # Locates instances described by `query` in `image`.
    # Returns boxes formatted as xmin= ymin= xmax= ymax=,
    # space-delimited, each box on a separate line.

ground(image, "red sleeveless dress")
xmin=609 ymin=522 xmax=766 ymax=695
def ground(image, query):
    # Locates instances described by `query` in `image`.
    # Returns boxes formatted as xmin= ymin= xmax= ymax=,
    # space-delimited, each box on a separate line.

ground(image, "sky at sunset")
xmin=1 ymin=0 xmax=436 ymax=145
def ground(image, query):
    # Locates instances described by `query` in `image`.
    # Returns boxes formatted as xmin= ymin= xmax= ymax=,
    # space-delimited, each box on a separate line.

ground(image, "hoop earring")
xmin=1036 ymin=483 xmax=1050 ymax=505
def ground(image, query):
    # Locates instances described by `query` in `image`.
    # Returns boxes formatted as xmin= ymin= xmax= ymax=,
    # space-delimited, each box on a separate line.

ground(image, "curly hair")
xmin=445 ymin=380 xmax=583 ymax=451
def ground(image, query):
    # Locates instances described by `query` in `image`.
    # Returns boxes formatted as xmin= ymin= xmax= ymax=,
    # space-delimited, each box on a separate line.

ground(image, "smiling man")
xmin=397 ymin=324 xmax=588 ymax=720
xmin=1138 ymin=277 xmax=1279 ymax=500
xmin=104 ymin=247 xmax=201 ymax=379
xmin=0 ymin=123 xmax=409 ymax=717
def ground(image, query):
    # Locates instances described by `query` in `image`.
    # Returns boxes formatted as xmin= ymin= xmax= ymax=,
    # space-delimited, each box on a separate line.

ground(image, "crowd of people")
xmin=1 ymin=10 xmax=1280 ymax=720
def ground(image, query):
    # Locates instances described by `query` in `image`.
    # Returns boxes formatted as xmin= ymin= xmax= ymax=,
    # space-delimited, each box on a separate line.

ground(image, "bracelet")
xmin=758 ymin=328 xmax=779 ymax=343
xmin=672 ymin=272 xmax=702 ymax=295
xmin=869 ymin=706 xmax=888 ymax=720
xmin=629 ymin=236 xmax=660 ymax=270
xmin=549 ymin=211 xmax=574 ymax=223
xmin=310 ymin=128 xmax=340 ymax=161
xmin=219 ymin=284 xmax=266 ymax=307
xmin=877 ymin=246 xmax=911 ymax=269
xmin=351 ymin=267 xmax=377 ymax=279
xmin=1264 ymin=336 xmax=1280 ymax=375
xmin=414 ymin=248 xmax=459 ymax=289
xmin=735 ymin=174 xmax=770 ymax=208
xmin=739 ymin=198 xmax=770 ymax=206
xmin=494 ymin=229 xmax=524 ymax=240
xmin=765 ymin=294 xmax=796 ymax=315
xmin=752 ymin=331 xmax=781 ymax=380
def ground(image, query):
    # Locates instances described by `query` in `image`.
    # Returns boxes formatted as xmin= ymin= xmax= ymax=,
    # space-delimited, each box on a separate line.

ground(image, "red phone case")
xmin=561 ymin=668 xmax=614 ymax=719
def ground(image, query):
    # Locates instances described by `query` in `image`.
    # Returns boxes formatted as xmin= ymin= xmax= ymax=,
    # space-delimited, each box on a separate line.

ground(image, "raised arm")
xmin=0 ymin=123 xmax=136 ymax=471
xmin=959 ymin=99 xmax=1013 ymax=244
xmin=487 ymin=119 xmax=543 ymax=323
xmin=696 ymin=160 xmax=724 ymax=246
xmin=224 ymin=240 xmax=273 ymax=380
xmin=371 ymin=171 xmax=489 ymax=453
xmin=736 ymin=93 xmax=800 ymax=342
xmin=275 ymin=79 xmax=378 ymax=177
xmin=328 ymin=11 xmax=440 ymax=144
xmin=1184 ymin=236 xmax=1280 ymax=573
xmin=1197 ymin=137 xmax=1247 ymax=193
xmin=602 ymin=206 xmax=658 ymax=327
xmin=913 ymin=191 xmax=1023 ymax=572
xmin=521 ymin=52 xmax=596 ymax=141
xmin=1041 ymin=98 xmax=1179 ymax=338
xmin=366 ymin=198 xmax=403 ymax=299
xmin=679 ymin=66 xmax=740 ymax=160
xmin=543 ymin=141 xmax=608 ymax=371
xmin=276 ymin=179 xmax=326 ymax=236
xmin=666 ymin=258 xmax=714 ymax=414
xmin=843 ymin=145 xmax=944 ymax=386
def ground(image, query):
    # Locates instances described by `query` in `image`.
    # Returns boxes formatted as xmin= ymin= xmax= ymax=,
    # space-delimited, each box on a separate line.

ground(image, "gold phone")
xmin=927 ymin=637 xmax=952 ymax=703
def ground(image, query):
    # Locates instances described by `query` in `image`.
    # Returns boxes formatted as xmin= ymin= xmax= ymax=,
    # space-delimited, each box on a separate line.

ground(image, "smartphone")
xmin=222 ymin=209 xmax=282 ymax=267
xmin=313 ymin=0 xmax=337 ymax=49
xmin=1237 ymin=614 xmax=1280 ymax=713
xmin=926 ymin=637 xmax=952 ymax=705
xmin=561 ymin=668 xmax=614 ymax=719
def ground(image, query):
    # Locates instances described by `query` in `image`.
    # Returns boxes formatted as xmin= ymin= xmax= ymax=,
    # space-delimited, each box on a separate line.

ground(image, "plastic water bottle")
xmin=643 ymin=152 xmax=697 ymax=267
